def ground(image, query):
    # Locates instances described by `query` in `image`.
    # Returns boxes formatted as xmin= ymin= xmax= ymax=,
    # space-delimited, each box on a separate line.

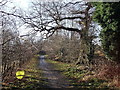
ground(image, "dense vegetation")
xmin=93 ymin=2 xmax=120 ymax=63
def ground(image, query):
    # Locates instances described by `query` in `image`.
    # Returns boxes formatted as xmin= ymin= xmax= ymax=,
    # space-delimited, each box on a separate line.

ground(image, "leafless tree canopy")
xmin=0 ymin=0 xmax=99 ymax=83
xmin=0 ymin=0 xmax=39 ymax=82
xmin=21 ymin=1 xmax=94 ymax=38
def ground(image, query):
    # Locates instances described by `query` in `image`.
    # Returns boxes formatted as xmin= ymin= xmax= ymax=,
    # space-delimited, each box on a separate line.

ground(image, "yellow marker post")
xmin=16 ymin=70 xmax=25 ymax=79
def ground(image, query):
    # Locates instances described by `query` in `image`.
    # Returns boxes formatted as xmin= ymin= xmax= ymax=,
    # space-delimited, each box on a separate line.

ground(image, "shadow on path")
xmin=39 ymin=56 xmax=71 ymax=88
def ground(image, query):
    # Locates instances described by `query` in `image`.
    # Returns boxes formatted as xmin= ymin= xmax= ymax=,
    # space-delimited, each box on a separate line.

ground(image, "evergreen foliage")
xmin=93 ymin=2 xmax=120 ymax=63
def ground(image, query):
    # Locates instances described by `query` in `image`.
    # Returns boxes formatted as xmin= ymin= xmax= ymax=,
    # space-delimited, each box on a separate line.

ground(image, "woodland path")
xmin=39 ymin=56 xmax=71 ymax=88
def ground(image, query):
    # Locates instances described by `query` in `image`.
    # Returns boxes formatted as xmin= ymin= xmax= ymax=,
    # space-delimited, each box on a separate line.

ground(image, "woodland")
xmin=0 ymin=0 xmax=120 ymax=89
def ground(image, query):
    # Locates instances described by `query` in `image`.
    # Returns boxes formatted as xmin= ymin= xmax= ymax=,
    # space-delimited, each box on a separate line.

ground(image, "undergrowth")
xmin=47 ymin=59 xmax=117 ymax=89
xmin=2 ymin=55 xmax=48 ymax=89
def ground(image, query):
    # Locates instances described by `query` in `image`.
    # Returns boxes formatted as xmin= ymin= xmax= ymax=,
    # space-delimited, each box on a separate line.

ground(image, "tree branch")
xmin=59 ymin=16 xmax=85 ymax=21
xmin=46 ymin=25 xmax=81 ymax=34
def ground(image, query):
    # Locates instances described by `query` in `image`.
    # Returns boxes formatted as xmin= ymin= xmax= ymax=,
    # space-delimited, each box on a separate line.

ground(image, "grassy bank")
xmin=2 ymin=55 xmax=47 ymax=89
xmin=46 ymin=59 xmax=117 ymax=89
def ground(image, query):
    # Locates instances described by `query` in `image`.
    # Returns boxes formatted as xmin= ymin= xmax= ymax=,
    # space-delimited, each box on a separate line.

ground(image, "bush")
xmin=93 ymin=2 xmax=120 ymax=63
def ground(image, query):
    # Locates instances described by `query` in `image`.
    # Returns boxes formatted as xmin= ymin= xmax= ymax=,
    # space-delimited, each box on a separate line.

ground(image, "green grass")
xmin=3 ymin=56 xmax=48 ymax=89
xmin=2 ymin=58 xmax=117 ymax=89
xmin=46 ymin=59 xmax=115 ymax=89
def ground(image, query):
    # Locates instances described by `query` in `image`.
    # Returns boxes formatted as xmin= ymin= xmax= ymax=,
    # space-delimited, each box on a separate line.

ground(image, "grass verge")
xmin=2 ymin=55 xmax=48 ymax=89
xmin=46 ymin=59 xmax=117 ymax=89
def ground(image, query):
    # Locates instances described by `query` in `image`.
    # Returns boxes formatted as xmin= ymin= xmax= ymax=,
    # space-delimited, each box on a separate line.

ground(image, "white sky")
xmin=8 ymin=0 xmax=72 ymax=36
xmin=6 ymin=0 xmax=101 ymax=44
xmin=9 ymin=0 xmax=83 ymax=35
xmin=11 ymin=0 xmax=31 ymax=10
xmin=7 ymin=0 xmax=32 ymax=36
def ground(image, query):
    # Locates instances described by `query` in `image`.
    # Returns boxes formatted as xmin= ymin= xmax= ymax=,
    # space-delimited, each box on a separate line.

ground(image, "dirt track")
xmin=39 ymin=56 xmax=71 ymax=88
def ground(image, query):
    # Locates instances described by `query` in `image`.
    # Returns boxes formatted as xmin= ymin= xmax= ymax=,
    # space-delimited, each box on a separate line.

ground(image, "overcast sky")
xmin=11 ymin=0 xmax=31 ymax=10
xmin=3 ymin=0 xmax=101 ymax=44
xmin=6 ymin=0 xmax=81 ymax=36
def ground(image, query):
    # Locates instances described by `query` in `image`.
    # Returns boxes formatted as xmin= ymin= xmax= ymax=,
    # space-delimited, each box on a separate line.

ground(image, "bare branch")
xmin=59 ymin=16 xmax=85 ymax=21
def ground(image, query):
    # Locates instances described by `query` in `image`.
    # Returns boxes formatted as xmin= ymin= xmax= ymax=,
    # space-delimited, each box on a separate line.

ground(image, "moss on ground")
xmin=46 ymin=59 xmax=116 ymax=89
xmin=2 ymin=55 xmax=48 ymax=89
xmin=2 ymin=58 xmax=117 ymax=89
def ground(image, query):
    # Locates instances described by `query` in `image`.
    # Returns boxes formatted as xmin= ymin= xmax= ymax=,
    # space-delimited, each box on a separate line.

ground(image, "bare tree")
xmin=0 ymin=1 xmax=97 ymax=66
xmin=0 ymin=8 xmax=38 ymax=83
xmin=43 ymin=32 xmax=80 ymax=63
xmin=23 ymin=1 xmax=96 ymax=66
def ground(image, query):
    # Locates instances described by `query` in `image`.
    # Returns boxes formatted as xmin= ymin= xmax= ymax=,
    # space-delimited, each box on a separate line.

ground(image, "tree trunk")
xmin=76 ymin=3 xmax=93 ymax=66
xmin=76 ymin=35 xmax=89 ymax=66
